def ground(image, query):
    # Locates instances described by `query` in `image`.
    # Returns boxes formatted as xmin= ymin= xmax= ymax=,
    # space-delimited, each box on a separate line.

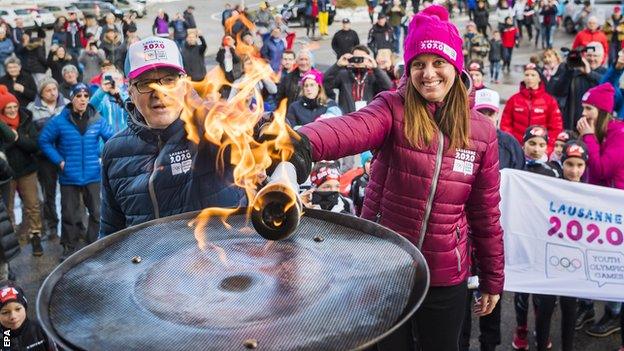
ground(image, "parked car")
xmin=72 ymin=1 xmax=123 ymax=20
xmin=280 ymin=0 xmax=336 ymax=27
xmin=0 ymin=8 xmax=36 ymax=30
xmin=40 ymin=4 xmax=85 ymax=21
xmin=562 ymin=0 xmax=612 ymax=33
xmin=99 ymin=0 xmax=146 ymax=18
xmin=25 ymin=7 xmax=57 ymax=29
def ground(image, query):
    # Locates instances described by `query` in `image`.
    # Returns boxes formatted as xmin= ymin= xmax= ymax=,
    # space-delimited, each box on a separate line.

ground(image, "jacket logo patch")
xmin=453 ymin=148 xmax=476 ymax=175
xmin=169 ymin=149 xmax=192 ymax=175
xmin=534 ymin=108 xmax=545 ymax=113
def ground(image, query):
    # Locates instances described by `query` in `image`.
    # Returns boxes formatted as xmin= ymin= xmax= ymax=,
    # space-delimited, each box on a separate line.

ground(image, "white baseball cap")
xmin=124 ymin=36 xmax=185 ymax=80
xmin=474 ymin=89 xmax=500 ymax=112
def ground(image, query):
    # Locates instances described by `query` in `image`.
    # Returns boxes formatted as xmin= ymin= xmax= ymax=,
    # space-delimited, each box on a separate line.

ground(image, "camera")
xmin=562 ymin=46 xmax=592 ymax=68
xmin=348 ymin=56 xmax=364 ymax=64
xmin=104 ymin=75 xmax=115 ymax=89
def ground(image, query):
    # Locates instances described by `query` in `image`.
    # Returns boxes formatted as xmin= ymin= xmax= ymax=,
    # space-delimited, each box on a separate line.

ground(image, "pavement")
xmin=9 ymin=2 xmax=622 ymax=350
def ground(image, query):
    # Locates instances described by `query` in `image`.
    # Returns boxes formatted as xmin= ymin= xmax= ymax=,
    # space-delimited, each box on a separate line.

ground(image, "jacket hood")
xmin=33 ymin=94 xmax=67 ymax=110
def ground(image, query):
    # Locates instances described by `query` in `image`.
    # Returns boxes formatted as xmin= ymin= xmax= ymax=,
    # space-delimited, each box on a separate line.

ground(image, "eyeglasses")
xmin=74 ymin=93 xmax=89 ymax=99
xmin=133 ymin=74 xmax=182 ymax=94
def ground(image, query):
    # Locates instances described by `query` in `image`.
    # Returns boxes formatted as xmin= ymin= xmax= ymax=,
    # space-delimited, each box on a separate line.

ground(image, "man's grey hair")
xmin=4 ymin=56 xmax=20 ymax=68
xmin=62 ymin=64 xmax=79 ymax=75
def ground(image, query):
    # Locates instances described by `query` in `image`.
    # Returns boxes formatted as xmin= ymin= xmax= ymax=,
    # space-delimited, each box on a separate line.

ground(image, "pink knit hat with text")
xmin=403 ymin=5 xmax=464 ymax=73
xmin=581 ymin=83 xmax=615 ymax=114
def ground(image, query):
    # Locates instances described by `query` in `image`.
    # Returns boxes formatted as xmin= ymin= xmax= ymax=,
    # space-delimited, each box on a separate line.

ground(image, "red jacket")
xmin=501 ymin=26 xmax=517 ymax=48
xmin=500 ymin=82 xmax=563 ymax=153
xmin=299 ymin=76 xmax=505 ymax=294
xmin=572 ymin=29 xmax=609 ymax=64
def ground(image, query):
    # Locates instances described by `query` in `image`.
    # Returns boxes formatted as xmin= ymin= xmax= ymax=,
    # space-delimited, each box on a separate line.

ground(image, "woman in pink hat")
xmin=286 ymin=71 xmax=341 ymax=127
xmin=577 ymin=82 xmax=624 ymax=189
xmin=288 ymin=5 xmax=504 ymax=350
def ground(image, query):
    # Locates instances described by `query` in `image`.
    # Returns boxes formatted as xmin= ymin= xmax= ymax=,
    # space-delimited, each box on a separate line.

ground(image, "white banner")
xmin=500 ymin=169 xmax=624 ymax=302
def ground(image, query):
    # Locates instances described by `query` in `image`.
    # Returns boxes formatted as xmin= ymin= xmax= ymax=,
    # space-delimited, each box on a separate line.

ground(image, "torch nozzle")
xmin=251 ymin=162 xmax=302 ymax=240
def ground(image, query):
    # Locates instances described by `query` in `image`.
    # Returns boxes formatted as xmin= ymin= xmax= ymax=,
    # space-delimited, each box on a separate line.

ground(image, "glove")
xmin=288 ymin=131 xmax=313 ymax=184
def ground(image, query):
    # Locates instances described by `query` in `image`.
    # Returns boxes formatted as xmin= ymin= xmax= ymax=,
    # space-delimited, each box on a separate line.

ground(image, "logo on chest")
xmin=169 ymin=149 xmax=192 ymax=175
xmin=452 ymin=148 xmax=476 ymax=176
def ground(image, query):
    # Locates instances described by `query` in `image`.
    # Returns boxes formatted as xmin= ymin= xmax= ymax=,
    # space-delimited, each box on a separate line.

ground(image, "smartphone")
xmin=104 ymin=75 xmax=115 ymax=89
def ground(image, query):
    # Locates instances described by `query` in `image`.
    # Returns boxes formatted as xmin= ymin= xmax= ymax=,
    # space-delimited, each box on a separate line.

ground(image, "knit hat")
xmin=0 ymin=285 xmax=27 ymax=310
xmin=309 ymin=164 xmax=341 ymax=188
xmin=556 ymin=130 xmax=573 ymax=143
xmin=70 ymin=83 xmax=90 ymax=99
xmin=468 ymin=60 xmax=484 ymax=75
xmin=582 ymin=82 xmax=615 ymax=113
xmin=523 ymin=125 xmax=548 ymax=143
xmin=475 ymin=88 xmax=500 ymax=112
xmin=361 ymin=151 xmax=373 ymax=166
xmin=0 ymin=85 xmax=18 ymax=112
xmin=299 ymin=70 xmax=323 ymax=86
xmin=403 ymin=5 xmax=463 ymax=72
xmin=561 ymin=140 xmax=589 ymax=162
xmin=38 ymin=77 xmax=59 ymax=95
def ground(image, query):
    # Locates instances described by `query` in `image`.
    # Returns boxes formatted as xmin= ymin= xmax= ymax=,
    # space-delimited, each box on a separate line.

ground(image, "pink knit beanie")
xmin=403 ymin=5 xmax=464 ymax=73
xmin=582 ymin=83 xmax=615 ymax=114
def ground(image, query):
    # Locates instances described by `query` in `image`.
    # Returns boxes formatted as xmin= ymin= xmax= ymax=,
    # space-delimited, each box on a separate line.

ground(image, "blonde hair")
xmin=404 ymin=75 xmax=471 ymax=150
xmin=300 ymin=79 xmax=329 ymax=106
xmin=542 ymin=49 xmax=562 ymax=64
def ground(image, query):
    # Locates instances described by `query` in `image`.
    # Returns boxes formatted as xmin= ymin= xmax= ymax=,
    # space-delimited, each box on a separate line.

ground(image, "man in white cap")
xmin=99 ymin=37 xmax=245 ymax=238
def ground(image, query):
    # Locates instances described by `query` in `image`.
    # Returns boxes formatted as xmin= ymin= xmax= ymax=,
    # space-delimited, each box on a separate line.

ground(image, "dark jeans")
xmin=60 ymin=183 xmax=100 ymax=247
xmin=502 ymin=47 xmax=514 ymax=70
xmin=533 ymin=294 xmax=577 ymax=351
xmin=460 ymin=290 xmax=502 ymax=350
xmin=37 ymin=157 xmax=59 ymax=234
xmin=514 ymin=292 xmax=531 ymax=326
xmin=305 ymin=15 xmax=316 ymax=37
xmin=477 ymin=25 xmax=488 ymax=38
xmin=377 ymin=282 xmax=468 ymax=350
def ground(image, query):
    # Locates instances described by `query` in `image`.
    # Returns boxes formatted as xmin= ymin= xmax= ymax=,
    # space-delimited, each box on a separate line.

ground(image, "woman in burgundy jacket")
xmin=289 ymin=5 xmax=504 ymax=350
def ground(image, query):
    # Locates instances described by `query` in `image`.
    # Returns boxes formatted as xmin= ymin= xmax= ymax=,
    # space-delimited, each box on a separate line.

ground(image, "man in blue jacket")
xmin=38 ymin=84 xmax=113 ymax=260
xmin=98 ymin=37 xmax=245 ymax=238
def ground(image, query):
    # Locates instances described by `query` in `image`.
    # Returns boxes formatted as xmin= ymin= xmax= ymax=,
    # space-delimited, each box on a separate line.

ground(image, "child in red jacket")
xmin=501 ymin=16 xmax=518 ymax=72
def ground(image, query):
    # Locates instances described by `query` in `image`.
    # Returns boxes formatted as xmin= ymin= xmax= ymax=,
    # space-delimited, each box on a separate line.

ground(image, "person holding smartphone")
xmin=323 ymin=45 xmax=393 ymax=114
xmin=89 ymin=71 xmax=129 ymax=133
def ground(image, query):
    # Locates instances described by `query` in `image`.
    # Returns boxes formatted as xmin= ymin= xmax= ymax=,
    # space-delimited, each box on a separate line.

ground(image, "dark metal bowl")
xmin=37 ymin=209 xmax=429 ymax=351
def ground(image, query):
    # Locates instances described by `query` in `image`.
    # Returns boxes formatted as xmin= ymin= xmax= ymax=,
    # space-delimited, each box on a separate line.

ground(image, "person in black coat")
xmin=473 ymin=1 xmax=490 ymax=37
xmin=0 ymin=155 xmax=18 ymax=282
xmin=286 ymin=71 xmax=342 ymax=127
xmin=182 ymin=31 xmax=207 ymax=82
xmin=367 ymin=13 xmax=395 ymax=57
xmin=0 ymin=57 xmax=37 ymax=107
xmin=331 ymin=19 xmax=360 ymax=59
xmin=184 ymin=6 xmax=197 ymax=28
xmin=47 ymin=45 xmax=80 ymax=85
xmin=216 ymin=36 xmax=241 ymax=99
xmin=16 ymin=30 xmax=47 ymax=86
xmin=276 ymin=50 xmax=315 ymax=110
xmin=0 ymin=284 xmax=56 ymax=351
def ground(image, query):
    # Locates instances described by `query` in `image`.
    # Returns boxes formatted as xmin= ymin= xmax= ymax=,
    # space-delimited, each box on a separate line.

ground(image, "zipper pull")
xmin=375 ymin=212 xmax=381 ymax=223
xmin=455 ymin=225 xmax=460 ymax=240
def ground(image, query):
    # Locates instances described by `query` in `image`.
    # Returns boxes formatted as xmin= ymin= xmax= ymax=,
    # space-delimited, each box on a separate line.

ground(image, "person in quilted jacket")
xmin=287 ymin=6 xmax=504 ymax=350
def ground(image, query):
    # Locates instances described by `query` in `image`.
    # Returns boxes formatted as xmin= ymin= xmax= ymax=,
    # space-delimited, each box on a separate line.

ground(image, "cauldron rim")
xmin=37 ymin=208 xmax=430 ymax=351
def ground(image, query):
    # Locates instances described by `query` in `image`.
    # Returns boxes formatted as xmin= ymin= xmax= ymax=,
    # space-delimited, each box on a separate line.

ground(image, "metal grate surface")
xmin=44 ymin=213 xmax=422 ymax=351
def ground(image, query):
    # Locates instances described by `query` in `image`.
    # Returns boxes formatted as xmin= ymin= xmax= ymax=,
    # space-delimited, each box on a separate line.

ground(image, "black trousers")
xmin=460 ymin=291 xmax=502 ymax=350
xmin=60 ymin=183 xmax=100 ymax=247
xmin=377 ymin=282 xmax=468 ymax=350
xmin=37 ymin=157 xmax=59 ymax=234
xmin=533 ymin=294 xmax=577 ymax=351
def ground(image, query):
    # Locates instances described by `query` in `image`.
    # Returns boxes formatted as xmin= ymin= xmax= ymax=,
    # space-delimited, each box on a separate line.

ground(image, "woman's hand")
xmin=577 ymin=116 xmax=595 ymax=136
xmin=474 ymin=293 xmax=500 ymax=316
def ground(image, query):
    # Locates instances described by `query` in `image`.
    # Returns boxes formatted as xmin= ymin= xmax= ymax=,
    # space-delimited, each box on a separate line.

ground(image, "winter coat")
xmin=99 ymin=104 xmax=246 ymax=237
xmin=367 ymin=23 xmax=394 ymax=55
xmin=0 ymin=157 xmax=19 ymax=263
xmin=47 ymin=53 xmax=80 ymax=84
xmin=260 ymin=36 xmax=286 ymax=72
xmin=26 ymin=95 xmax=69 ymax=133
xmin=0 ymin=73 xmax=37 ymax=106
xmin=500 ymin=82 xmax=563 ymax=153
xmin=547 ymin=65 xmax=605 ymax=129
xmin=331 ymin=29 xmax=360 ymax=59
xmin=497 ymin=130 xmax=525 ymax=170
xmin=79 ymin=50 xmax=107 ymax=84
xmin=600 ymin=65 xmax=624 ymax=118
xmin=38 ymin=104 xmax=113 ymax=186
xmin=170 ymin=19 xmax=189 ymax=41
xmin=101 ymin=38 xmax=127 ymax=72
xmin=572 ymin=29 xmax=609 ymax=63
xmin=489 ymin=39 xmax=503 ymax=62
xmin=286 ymin=98 xmax=342 ymax=127
xmin=323 ymin=65 xmax=393 ymax=114
xmin=603 ymin=15 xmax=624 ymax=43
xmin=494 ymin=7 xmax=513 ymax=25
xmin=18 ymin=40 xmax=47 ymax=75
xmin=216 ymin=47 xmax=241 ymax=83
xmin=501 ymin=25 xmax=518 ymax=48
xmin=583 ymin=119 xmax=624 ymax=189
xmin=90 ymin=87 xmax=129 ymax=133
xmin=540 ymin=5 xmax=557 ymax=27
xmin=463 ymin=32 xmax=490 ymax=62
xmin=153 ymin=15 xmax=170 ymax=36
xmin=474 ymin=8 xmax=490 ymax=28
xmin=0 ymin=108 xmax=39 ymax=178
xmin=277 ymin=68 xmax=308 ymax=110
xmin=1 ymin=319 xmax=55 ymax=351
xmin=182 ymin=36 xmax=208 ymax=82
xmin=64 ymin=20 xmax=84 ymax=50
xmin=386 ymin=6 xmax=406 ymax=27
xmin=0 ymin=38 xmax=14 ymax=66
xmin=349 ymin=172 xmax=369 ymax=216
xmin=183 ymin=9 xmax=197 ymax=28
xmin=298 ymin=75 xmax=505 ymax=293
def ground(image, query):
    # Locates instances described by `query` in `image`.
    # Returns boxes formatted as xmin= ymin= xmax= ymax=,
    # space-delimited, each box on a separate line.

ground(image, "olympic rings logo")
xmin=549 ymin=256 xmax=583 ymax=272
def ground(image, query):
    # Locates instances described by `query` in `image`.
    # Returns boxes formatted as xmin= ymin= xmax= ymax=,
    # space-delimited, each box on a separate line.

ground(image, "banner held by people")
xmin=500 ymin=169 xmax=624 ymax=302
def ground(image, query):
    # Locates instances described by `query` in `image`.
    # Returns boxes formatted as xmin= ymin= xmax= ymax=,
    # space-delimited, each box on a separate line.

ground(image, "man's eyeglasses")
xmin=74 ymin=93 xmax=89 ymax=99
xmin=132 ymin=75 xmax=182 ymax=94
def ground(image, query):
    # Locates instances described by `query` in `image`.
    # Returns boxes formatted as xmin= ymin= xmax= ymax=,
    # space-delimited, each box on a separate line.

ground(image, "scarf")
xmin=0 ymin=113 xmax=19 ymax=130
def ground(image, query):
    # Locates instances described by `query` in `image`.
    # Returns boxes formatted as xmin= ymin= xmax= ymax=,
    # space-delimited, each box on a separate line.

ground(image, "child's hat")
xmin=309 ymin=164 xmax=341 ymax=188
xmin=561 ymin=140 xmax=588 ymax=162
xmin=523 ymin=125 xmax=548 ymax=143
xmin=556 ymin=130 xmax=571 ymax=142
xmin=0 ymin=285 xmax=27 ymax=310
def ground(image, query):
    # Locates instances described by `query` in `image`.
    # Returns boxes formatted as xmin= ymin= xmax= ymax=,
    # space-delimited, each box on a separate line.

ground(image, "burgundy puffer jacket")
xmin=299 ymin=77 xmax=505 ymax=294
